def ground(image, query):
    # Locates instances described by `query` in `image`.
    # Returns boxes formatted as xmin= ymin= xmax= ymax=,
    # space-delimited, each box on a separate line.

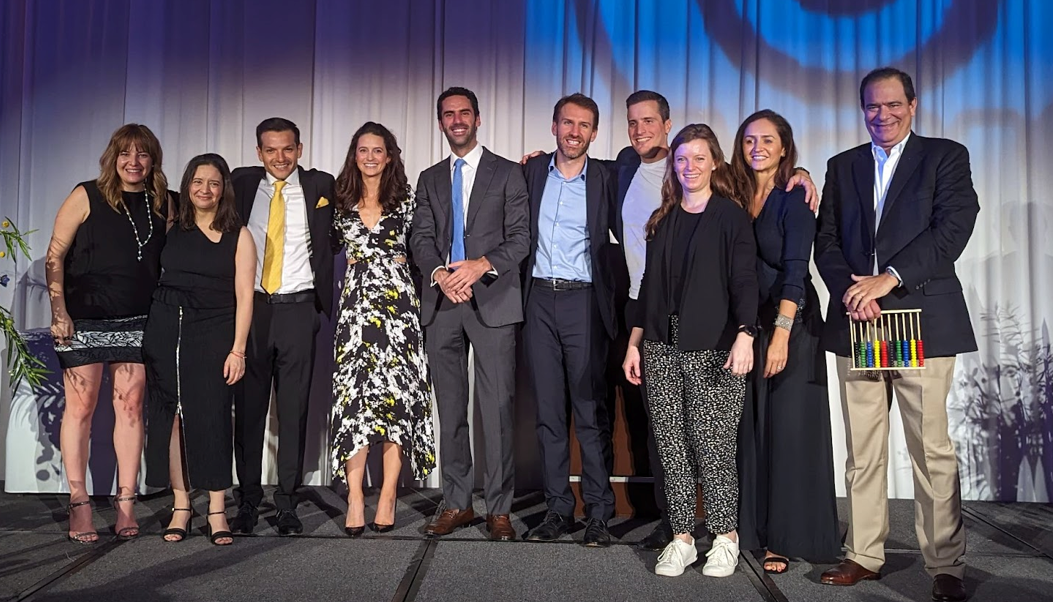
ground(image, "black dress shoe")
xmin=230 ymin=503 xmax=258 ymax=535
xmin=344 ymin=526 xmax=365 ymax=538
xmin=932 ymin=574 xmax=967 ymax=602
xmin=525 ymin=511 xmax=573 ymax=542
xmin=638 ymin=520 xmax=673 ymax=551
xmin=582 ymin=518 xmax=611 ymax=548
xmin=275 ymin=509 xmax=303 ymax=536
xmin=369 ymin=522 xmax=394 ymax=533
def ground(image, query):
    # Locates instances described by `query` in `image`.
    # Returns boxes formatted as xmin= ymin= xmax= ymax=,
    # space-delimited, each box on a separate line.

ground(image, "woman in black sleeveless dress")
xmin=45 ymin=124 xmax=174 ymax=543
xmin=143 ymin=154 xmax=256 ymax=545
xmin=730 ymin=110 xmax=840 ymax=573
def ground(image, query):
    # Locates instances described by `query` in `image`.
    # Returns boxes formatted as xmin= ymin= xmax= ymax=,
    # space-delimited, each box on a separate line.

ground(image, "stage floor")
xmin=2 ymin=486 xmax=1051 ymax=602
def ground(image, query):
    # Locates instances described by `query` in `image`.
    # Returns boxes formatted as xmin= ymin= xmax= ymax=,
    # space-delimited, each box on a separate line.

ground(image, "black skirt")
xmin=54 ymin=315 xmax=147 ymax=369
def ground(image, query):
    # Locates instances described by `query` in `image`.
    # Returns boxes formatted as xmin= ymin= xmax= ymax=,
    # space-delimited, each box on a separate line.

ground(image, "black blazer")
xmin=814 ymin=133 xmax=979 ymax=357
xmin=410 ymin=147 xmax=531 ymax=328
xmin=636 ymin=195 xmax=758 ymax=351
xmin=231 ymin=165 xmax=336 ymax=317
xmin=522 ymin=153 xmax=619 ymax=339
xmin=609 ymin=145 xmax=643 ymax=244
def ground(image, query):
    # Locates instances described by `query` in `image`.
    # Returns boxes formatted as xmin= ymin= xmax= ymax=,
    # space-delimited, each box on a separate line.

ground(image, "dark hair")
xmin=859 ymin=67 xmax=916 ymax=108
xmin=255 ymin=117 xmax=300 ymax=147
xmin=646 ymin=124 xmax=735 ymax=240
xmin=334 ymin=122 xmax=411 ymax=216
xmin=552 ymin=93 xmax=600 ymax=130
xmin=436 ymin=87 xmax=480 ymax=121
xmin=97 ymin=123 xmax=168 ymax=215
xmin=729 ymin=109 xmax=798 ymax=217
xmin=626 ymin=90 xmax=670 ymax=122
xmin=178 ymin=153 xmax=240 ymax=233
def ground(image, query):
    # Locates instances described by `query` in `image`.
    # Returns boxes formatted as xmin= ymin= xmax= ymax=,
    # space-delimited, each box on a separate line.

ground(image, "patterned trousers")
xmin=642 ymin=321 xmax=746 ymax=536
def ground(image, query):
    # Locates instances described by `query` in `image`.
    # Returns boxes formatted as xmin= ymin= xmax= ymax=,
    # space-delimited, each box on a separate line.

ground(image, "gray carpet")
xmin=2 ymin=487 xmax=1051 ymax=601
xmin=0 ymin=532 xmax=92 ymax=601
xmin=414 ymin=540 xmax=764 ymax=602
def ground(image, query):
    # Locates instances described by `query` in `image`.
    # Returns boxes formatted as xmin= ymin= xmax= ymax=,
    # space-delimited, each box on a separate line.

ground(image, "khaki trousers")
xmin=835 ymin=356 xmax=966 ymax=578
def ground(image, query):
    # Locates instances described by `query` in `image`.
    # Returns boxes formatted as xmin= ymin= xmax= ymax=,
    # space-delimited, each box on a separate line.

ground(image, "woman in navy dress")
xmin=730 ymin=110 xmax=841 ymax=572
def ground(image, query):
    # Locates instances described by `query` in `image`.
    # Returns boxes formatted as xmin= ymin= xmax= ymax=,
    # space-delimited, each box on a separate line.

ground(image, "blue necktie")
xmin=451 ymin=158 xmax=466 ymax=264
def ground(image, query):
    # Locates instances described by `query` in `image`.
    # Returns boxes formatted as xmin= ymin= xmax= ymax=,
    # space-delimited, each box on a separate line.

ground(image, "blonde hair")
xmin=96 ymin=124 xmax=167 ymax=214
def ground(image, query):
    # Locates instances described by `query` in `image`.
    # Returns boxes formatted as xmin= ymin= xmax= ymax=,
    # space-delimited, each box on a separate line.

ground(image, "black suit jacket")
xmin=522 ymin=153 xmax=619 ymax=339
xmin=610 ymin=145 xmax=643 ymax=244
xmin=814 ymin=133 xmax=979 ymax=357
xmin=410 ymin=147 xmax=531 ymax=328
xmin=636 ymin=196 xmax=758 ymax=351
xmin=231 ymin=165 xmax=336 ymax=317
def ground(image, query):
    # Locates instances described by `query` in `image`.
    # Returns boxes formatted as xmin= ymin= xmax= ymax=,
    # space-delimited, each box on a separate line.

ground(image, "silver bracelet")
xmin=773 ymin=314 xmax=794 ymax=333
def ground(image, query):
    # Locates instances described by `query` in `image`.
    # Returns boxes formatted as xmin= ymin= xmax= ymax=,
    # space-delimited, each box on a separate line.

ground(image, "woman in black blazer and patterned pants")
xmin=623 ymin=124 xmax=758 ymax=579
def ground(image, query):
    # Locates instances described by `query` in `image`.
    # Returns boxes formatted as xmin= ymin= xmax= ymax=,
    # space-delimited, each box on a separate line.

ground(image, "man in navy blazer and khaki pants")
xmin=411 ymin=87 xmax=530 ymax=541
xmin=815 ymin=67 xmax=978 ymax=602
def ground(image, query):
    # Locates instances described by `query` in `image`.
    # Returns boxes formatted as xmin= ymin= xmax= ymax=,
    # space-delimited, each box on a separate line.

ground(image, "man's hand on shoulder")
xmin=788 ymin=168 xmax=819 ymax=211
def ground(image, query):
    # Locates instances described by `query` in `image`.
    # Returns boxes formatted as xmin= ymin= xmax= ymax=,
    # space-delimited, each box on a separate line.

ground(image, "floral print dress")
xmin=330 ymin=198 xmax=435 ymax=482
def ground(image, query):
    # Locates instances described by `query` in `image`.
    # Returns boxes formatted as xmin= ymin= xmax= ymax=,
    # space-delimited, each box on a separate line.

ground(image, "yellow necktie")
xmin=261 ymin=180 xmax=286 ymax=294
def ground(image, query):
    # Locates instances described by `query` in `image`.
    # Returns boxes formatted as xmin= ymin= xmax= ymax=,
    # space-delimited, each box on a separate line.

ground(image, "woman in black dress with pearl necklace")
xmin=46 ymin=124 xmax=174 ymax=543
xmin=730 ymin=109 xmax=840 ymax=573
xmin=143 ymin=153 xmax=256 ymax=545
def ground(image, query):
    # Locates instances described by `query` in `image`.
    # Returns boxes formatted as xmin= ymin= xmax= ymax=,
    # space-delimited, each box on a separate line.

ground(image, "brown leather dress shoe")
xmin=820 ymin=559 xmax=881 ymax=585
xmin=932 ymin=574 xmax=967 ymax=602
xmin=486 ymin=514 xmax=516 ymax=541
xmin=425 ymin=508 xmax=475 ymax=536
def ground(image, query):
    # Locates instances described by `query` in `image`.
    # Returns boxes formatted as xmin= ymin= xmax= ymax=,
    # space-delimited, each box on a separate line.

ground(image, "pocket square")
xmin=315 ymin=196 xmax=329 ymax=208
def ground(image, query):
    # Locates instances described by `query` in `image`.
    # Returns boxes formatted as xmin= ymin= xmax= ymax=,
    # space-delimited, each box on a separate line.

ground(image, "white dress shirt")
xmin=872 ymin=132 xmax=911 ymax=279
xmin=246 ymin=168 xmax=314 ymax=294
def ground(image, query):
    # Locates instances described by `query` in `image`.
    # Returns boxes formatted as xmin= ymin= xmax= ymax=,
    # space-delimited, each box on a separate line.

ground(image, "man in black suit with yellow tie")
xmin=411 ymin=88 xmax=530 ymax=541
xmin=230 ymin=118 xmax=336 ymax=536
xmin=815 ymin=68 xmax=978 ymax=602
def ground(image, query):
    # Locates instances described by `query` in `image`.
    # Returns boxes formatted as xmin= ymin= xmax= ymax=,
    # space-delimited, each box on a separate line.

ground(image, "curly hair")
xmin=645 ymin=124 xmax=736 ymax=240
xmin=334 ymin=122 xmax=410 ymax=216
xmin=96 ymin=124 xmax=168 ymax=215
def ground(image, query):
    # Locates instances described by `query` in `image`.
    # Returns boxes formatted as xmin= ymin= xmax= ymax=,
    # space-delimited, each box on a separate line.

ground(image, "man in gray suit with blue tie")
xmin=410 ymin=87 xmax=530 ymax=541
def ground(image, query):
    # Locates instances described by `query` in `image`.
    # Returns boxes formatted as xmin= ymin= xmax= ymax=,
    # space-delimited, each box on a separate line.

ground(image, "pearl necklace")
xmin=122 ymin=191 xmax=154 ymax=261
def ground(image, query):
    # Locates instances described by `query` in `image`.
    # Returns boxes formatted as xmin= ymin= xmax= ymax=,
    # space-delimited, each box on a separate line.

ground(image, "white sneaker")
xmin=655 ymin=538 xmax=698 ymax=577
xmin=702 ymin=535 xmax=740 ymax=577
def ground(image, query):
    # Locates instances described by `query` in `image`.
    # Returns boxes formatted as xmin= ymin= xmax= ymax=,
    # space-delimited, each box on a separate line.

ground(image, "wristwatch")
xmin=737 ymin=325 xmax=758 ymax=338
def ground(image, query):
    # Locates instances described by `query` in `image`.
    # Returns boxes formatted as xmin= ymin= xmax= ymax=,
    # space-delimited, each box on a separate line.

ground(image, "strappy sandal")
xmin=163 ymin=507 xmax=193 ymax=542
xmin=113 ymin=495 xmax=140 ymax=540
xmin=67 ymin=499 xmax=98 ymax=544
xmin=207 ymin=510 xmax=234 ymax=546
xmin=763 ymin=553 xmax=791 ymax=574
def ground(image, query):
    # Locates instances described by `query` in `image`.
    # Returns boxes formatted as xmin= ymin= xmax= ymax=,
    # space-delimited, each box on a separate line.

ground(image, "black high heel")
xmin=67 ymin=499 xmax=98 ymax=544
xmin=112 ymin=494 xmax=140 ymax=540
xmin=163 ymin=507 xmax=193 ymax=542
xmin=207 ymin=510 xmax=234 ymax=546
xmin=369 ymin=522 xmax=394 ymax=533
xmin=344 ymin=525 xmax=365 ymax=538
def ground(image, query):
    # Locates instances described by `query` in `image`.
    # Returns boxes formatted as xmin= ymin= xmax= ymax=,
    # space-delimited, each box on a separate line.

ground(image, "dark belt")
xmin=532 ymin=278 xmax=592 ymax=291
xmin=254 ymin=289 xmax=315 ymax=304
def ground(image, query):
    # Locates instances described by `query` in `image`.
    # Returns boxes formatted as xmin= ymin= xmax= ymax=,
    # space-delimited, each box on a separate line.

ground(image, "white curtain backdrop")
xmin=1 ymin=0 xmax=1050 ymax=501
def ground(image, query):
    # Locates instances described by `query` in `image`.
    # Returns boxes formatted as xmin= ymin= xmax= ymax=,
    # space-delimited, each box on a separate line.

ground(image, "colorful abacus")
xmin=848 ymin=309 xmax=924 ymax=370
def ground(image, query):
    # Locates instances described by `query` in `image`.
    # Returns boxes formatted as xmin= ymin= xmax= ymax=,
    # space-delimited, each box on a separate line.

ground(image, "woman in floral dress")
xmin=330 ymin=122 xmax=435 ymax=536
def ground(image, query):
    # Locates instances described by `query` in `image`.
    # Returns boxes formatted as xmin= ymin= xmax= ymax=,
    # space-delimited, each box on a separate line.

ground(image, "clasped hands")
xmin=843 ymin=272 xmax=898 ymax=321
xmin=435 ymin=257 xmax=492 ymax=303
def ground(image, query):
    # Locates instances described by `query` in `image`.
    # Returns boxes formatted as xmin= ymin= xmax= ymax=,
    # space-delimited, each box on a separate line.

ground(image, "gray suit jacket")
xmin=410 ymin=147 xmax=530 ymax=328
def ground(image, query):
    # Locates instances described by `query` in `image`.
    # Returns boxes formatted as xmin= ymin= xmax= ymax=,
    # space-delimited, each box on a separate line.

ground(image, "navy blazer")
xmin=814 ymin=133 xmax=979 ymax=357
xmin=232 ymin=165 xmax=336 ymax=317
xmin=522 ymin=153 xmax=619 ymax=339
